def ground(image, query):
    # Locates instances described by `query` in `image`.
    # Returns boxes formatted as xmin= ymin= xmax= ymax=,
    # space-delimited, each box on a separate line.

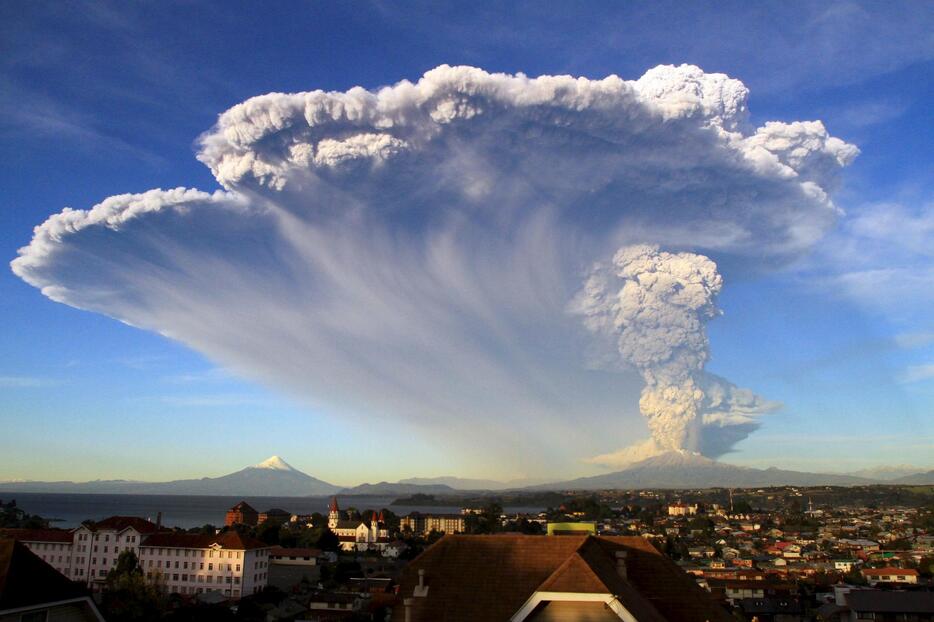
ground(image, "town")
xmin=2 ymin=485 xmax=933 ymax=621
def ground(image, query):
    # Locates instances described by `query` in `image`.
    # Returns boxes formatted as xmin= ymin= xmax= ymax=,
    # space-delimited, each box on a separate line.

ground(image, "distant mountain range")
xmin=397 ymin=476 xmax=552 ymax=491
xmin=891 ymin=469 xmax=934 ymax=485
xmin=0 ymin=456 xmax=340 ymax=497
xmin=526 ymin=451 xmax=883 ymax=490
xmin=2 ymin=453 xmax=933 ymax=497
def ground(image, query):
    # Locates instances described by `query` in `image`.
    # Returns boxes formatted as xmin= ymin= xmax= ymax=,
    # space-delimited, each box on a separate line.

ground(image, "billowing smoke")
xmin=572 ymin=245 xmax=777 ymax=466
xmin=11 ymin=65 xmax=855 ymax=472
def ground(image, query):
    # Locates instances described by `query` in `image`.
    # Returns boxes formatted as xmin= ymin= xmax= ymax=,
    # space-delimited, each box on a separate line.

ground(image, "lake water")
xmin=0 ymin=492 xmax=544 ymax=529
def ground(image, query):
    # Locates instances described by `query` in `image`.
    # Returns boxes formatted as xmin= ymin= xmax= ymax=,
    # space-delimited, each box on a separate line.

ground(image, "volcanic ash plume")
xmin=11 ymin=65 xmax=849 ymax=470
xmin=572 ymin=245 xmax=775 ymax=465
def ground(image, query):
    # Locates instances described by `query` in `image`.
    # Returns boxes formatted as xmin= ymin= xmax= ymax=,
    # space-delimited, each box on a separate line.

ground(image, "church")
xmin=327 ymin=497 xmax=391 ymax=552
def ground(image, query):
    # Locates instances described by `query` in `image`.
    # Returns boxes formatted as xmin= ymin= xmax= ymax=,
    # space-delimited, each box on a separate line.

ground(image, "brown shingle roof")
xmin=141 ymin=530 xmax=266 ymax=550
xmin=392 ymin=535 xmax=731 ymax=622
xmin=0 ymin=538 xmax=87 ymax=609
xmin=91 ymin=516 xmax=160 ymax=534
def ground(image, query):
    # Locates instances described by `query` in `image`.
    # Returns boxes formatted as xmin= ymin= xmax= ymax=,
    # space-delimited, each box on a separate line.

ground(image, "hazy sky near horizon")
xmin=1 ymin=1 xmax=933 ymax=485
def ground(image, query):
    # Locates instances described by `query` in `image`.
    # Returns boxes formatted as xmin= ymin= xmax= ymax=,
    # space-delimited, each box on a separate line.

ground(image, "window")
xmin=208 ymin=563 xmax=213 ymax=570
xmin=236 ymin=564 xmax=240 ymax=571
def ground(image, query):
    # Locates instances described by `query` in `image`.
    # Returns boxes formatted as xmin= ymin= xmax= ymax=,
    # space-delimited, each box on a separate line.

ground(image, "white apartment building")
xmin=139 ymin=531 xmax=270 ymax=598
xmin=0 ymin=528 xmax=75 ymax=578
xmin=1 ymin=516 xmax=159 ymax=584
xmin=71 ymin=516 xmax=161 ymax=585
xmin=2 ymin=516 xmax=269 ymax=600
xmin=399 ymin=513 xmax=466 ymax=536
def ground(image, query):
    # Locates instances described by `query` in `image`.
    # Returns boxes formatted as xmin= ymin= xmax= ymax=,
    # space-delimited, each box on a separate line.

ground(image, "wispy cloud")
xmin=0 ymin=375 xmax=58 ymax=388
xmin=901 ymin=364 xmax=934 ymax=384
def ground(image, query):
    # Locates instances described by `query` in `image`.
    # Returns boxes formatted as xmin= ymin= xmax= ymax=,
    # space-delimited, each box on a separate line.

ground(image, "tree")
xmin=101 ymin=550 xmax=164 ymax=622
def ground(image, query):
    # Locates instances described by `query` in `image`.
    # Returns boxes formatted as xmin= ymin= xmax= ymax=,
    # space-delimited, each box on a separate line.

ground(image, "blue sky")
xmin=1 ymin=1 xmax=932 ymax=484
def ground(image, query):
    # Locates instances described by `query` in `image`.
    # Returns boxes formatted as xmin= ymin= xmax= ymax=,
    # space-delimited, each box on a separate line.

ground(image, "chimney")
xmin=403 ymin=598 xmax=413 ymax=622
xmin=615 ymin=550 xmax=628 ymax=580
xmin=156 ymin=511 xmax=162 ymax=530
xmin=414 ymin=568 xmax=429 ymax=597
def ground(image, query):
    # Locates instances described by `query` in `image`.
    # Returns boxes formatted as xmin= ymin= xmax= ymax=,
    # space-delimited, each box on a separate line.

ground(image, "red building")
xmin=225 ymin=501 xmax=259 ymax=527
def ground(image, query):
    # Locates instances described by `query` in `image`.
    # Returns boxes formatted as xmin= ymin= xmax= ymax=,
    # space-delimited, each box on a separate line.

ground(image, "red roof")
xmin=0 ymin=528 xmax=74 ymax=543
xmin=90 ymin=516 xmax=160 ymax=534
xmin=329 ymin=496 xmax=339 ymax=512
xmin=142 ymin=530 xmax=266 ymax=550
xmin=392 ymin=535 xmax=731 ymax=622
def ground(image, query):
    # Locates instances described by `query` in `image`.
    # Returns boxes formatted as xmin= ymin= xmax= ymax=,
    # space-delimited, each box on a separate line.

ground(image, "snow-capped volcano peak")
xmin=253 ymin=456 xmax=297 ymax=471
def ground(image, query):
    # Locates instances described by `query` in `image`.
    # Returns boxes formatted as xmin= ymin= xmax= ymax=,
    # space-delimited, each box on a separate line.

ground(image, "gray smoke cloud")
xmin=11 ymin=65 xmax=855 ymax=472
xmin=572 ymin=245 xmax=777 ymax=466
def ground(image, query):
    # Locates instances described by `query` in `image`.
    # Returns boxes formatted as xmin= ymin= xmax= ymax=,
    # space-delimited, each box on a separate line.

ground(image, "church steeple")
xmin=328 ymin=496 xmax=340 ymax=529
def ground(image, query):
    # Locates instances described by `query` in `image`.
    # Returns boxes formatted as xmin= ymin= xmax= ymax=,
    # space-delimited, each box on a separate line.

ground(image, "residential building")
xmin=0 ymin=538 xmax=104 ymax=622
xmin=258 ymin=508 xmax=291 ymax=525
xmin=3 ymin=515 xmax=268 ymax=600
xmin=138 ymin=530 xmax=270 ymax=598
xmin=836 ymin=590 xmax=934 ymax=621
xmin=225 ymin=501 xmax=259 ymax=527
xmin=0 ymin=528 xmax=74 ymax=578
xmin=327 ymin=497 xmax=391 ymax=552
xmin=668 ymin=503 xmax=699 ymax=517
xmin=860 ymin=567 xmax=919 ymax=586
xmin=392 ymin=534 xmax=732 ymax=622
xmin=399 ymin=512 xmax=466 ymax=536
xmin=268 ymin=546 xmax=320 ymax=566
xmin=71 ymin=515 xmax=161 ymax=587
xmin=4 ymin=515 xmax=161 ymax=587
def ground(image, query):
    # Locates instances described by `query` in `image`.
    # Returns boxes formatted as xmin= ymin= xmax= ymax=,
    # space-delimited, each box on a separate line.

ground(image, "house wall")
xmin=529 ymin=600 xmax=621 ymax=622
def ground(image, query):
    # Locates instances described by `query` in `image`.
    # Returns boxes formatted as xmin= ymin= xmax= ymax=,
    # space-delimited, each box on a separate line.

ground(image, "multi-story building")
xmin=399 ymin=512 xmax=466 ymax=536
xmin=225 ymin=501 xmax=259 ymax=527
xmin=668 ymin=503 xmax=698 ymax=517
xmin=861 ymin=567 xmax=919 ymax=586
xmin=0 ymin=528 xmax=75 ymax=578
xmin=138 ymin=531 xmax=270 ymax=598
xmin=2 ymin=515 xmax=269 ymax=600
xmin=3 ymin=516 xmax=160 ymax=586
xmin=71 ymin=516 xmax=161 ymax=587
xmin=327 ymin=497 xmax=390 ymax=552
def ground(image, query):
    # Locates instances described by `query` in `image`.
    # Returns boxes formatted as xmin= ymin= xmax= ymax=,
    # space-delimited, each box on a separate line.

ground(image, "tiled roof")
xmin=0 ymin=528 xmax=74 ymax=543
xmin=0 ymin=538 xmax=88 ymax=609
xmin=91 ymin=516 xmax=160 ymax=534
xmin=846 ymin=590 xmax=934 ymax=613
xmin=392 ymin=535 xmax=731 ymax=622
xmin=862 ymin=567 xmax=918 ymax=576
xmin=142 ymin=530 xmax=266 ymax=550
